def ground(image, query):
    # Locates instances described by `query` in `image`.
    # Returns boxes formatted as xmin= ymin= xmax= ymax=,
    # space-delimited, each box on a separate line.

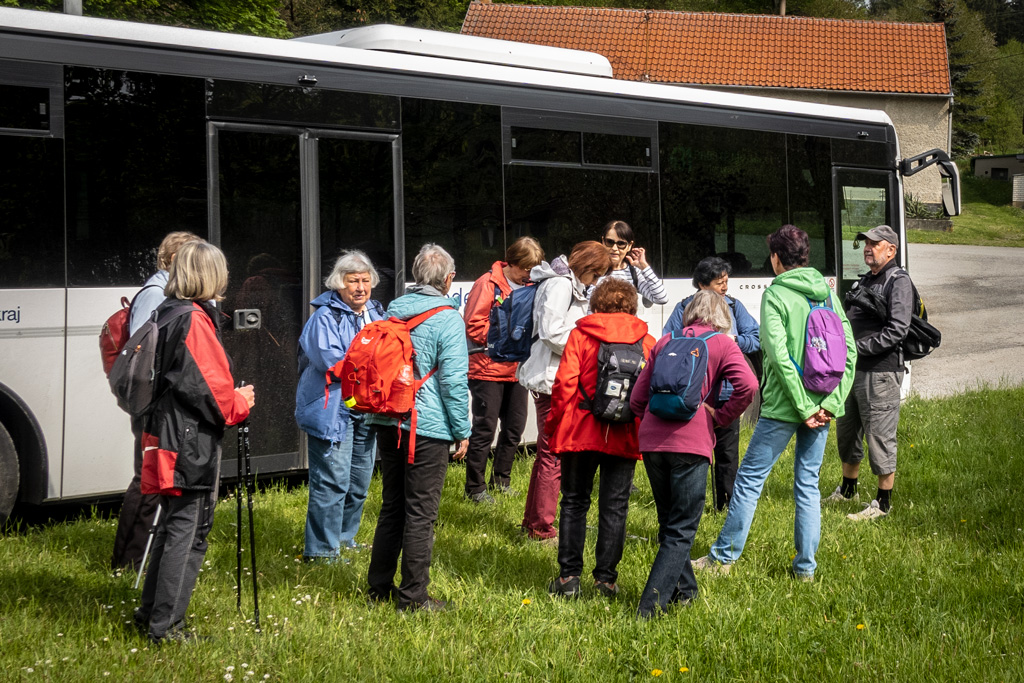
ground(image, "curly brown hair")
xmin=590 ymin=277 xmax=638 ymax=315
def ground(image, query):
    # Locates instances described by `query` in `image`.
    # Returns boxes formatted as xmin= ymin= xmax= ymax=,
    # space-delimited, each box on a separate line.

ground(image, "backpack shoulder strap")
xmin=629 ymin=264 xmax=639 ymax=288
xmin=128 ymin=282 xmax=163 ymax=313
xmin=406 ymin=305 xmax=453 ymax=330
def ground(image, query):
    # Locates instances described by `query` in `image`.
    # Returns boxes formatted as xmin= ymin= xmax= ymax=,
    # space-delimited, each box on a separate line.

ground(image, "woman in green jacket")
xmin=695 ymin=225 xmax=856 ymax=581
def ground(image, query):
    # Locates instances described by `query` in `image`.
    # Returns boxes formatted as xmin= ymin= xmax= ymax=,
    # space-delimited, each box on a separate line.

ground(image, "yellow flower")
xmin=521 ymin=598 xmax=531 ymax=605
xmin=652 ymin=670 xmax=663 ymax=677
xmin=857 ymin=624 xmax=865 ymax=630
xmin=679 ymin=667 xmax=690 ymax=673
xmin=910 ymin=444 xmax=915 ymax=448
xmin=961 ymin=519 xmax=967 ymax=523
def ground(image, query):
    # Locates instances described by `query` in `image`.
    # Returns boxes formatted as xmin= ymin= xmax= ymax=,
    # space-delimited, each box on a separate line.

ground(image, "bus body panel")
xmin=63 ymin=288 xmax=135 ymax=499
xmin=0 ymin=289 xmax=66 ymax=500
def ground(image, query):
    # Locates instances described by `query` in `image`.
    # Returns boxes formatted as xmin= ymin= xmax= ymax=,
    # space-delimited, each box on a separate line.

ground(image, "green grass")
xmin=907 ymin=176 xmax=1024 ymax=247
xmin=3 ymin=387 xmax=1024 ymax=682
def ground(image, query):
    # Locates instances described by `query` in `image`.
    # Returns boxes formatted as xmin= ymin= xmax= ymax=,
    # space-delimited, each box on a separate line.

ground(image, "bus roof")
xmin=0 ymin=7 xmax=894 ymax=129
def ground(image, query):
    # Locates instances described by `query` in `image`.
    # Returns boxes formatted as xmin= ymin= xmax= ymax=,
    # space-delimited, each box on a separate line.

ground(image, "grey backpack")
xmin=108 ymin=306 xmax=192 ymax=417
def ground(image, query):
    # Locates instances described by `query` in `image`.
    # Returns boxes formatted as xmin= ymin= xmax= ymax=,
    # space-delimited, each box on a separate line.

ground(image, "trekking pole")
xmin=236 ymin=390 xmax=244 ymax=613
xmin=133 ymin=503 xmax=162 ymax=590
xmin=242 ymin=415 xmax=261 ymax=631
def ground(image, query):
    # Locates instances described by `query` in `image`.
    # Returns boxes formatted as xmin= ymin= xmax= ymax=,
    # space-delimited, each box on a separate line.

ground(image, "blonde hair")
xmin=505 ymin=236 xmax=544 ymax=271
xmin=324 ymin=250 xmax=380 ymax=291
xmin=683 ymin=290 xmax=732 ymax=333
xmin=156 ymin=231 xmax=202 ymax=271
xmin=165 ymin=241 xmax=229 ymax=302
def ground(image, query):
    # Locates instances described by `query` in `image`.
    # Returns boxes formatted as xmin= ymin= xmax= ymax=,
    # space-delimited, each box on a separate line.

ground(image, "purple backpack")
xmin=791 ymin=295 xmax=846 ymax=395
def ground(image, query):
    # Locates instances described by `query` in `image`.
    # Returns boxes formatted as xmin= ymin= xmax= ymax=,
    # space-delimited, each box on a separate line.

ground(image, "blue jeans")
xmin=709 ymin=417 xmax=829 ymax=577
xmin=304 ymin=417 xmax=377 ymax=558
xmin=638 ymin=452 xmax=709 ymax=617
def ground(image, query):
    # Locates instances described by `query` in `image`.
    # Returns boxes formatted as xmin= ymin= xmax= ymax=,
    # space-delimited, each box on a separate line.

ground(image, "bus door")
xmin=832 ymin=168 xmax=898 ymax=298
xmin=209 ymin=123 xmax=400 ymax=476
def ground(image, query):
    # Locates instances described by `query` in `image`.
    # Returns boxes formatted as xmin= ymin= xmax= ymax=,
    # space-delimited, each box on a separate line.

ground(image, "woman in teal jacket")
xmin=696 ymin=225 xmax=856 ymax=581
xmin=366 ymin=243 xmax=471 ymax=612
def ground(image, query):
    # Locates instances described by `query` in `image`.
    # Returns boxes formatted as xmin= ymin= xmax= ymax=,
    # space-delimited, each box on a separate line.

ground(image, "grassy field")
xmin=907 ymin=176 xmax=1024 ymax=247
xmin=2 ymin=387 xmax=1023 ymax=682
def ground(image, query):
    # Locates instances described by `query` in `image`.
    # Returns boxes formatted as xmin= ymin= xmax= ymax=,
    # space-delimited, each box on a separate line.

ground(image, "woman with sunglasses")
xmin=598 ymin=220 xmax=669 ymax=308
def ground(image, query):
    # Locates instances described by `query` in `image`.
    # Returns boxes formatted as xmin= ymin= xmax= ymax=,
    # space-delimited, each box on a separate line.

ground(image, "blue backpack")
xmin=790 ymin=295 xmax=847 ymax=395
xmin=486 ymin=284 xmax=538 ymax=363
xmin=648 ymin=330 xmax=720 ymax=421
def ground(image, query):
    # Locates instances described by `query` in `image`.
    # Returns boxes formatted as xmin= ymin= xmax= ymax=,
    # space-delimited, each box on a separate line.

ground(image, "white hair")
xmin=411 ymin=243 xmax=455 ymax=289
xmin=324 ymin=250 xmax=379 ymax=291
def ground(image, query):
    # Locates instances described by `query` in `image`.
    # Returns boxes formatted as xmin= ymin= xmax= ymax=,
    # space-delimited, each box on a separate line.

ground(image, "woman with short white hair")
xmin=295 ymin=249 xmax=385 ymax=561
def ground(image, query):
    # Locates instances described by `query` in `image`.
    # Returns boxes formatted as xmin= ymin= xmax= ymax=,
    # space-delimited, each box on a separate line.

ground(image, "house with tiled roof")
xmin=461 ymin=1 xmax=953 ymax=203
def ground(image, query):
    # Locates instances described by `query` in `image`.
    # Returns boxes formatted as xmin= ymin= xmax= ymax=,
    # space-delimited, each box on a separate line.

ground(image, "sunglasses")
xmin=602 ymin=237 xmax=630 ymax=249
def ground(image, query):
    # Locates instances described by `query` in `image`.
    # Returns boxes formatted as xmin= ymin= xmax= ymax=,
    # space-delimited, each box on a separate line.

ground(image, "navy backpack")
xmin=648 ymin=330 xmax=720 ymax=421
xmin=486 ymin=284 xmax=538 ymax=363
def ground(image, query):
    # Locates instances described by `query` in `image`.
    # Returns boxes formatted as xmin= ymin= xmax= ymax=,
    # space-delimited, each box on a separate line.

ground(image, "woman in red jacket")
xmin=546 ymin=278 xmax=655 ymax=598
xmin=135 ymin=241 xmax=255 ymax=643
xmin=629 ymin=290 xmax=757 ymax=618
xmin=462 ymin=236 xmax=544 ymax=503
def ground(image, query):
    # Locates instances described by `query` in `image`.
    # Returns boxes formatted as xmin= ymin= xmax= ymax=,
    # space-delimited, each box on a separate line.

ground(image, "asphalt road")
xmin=905 ymin=243 xmax=1024 ymax=398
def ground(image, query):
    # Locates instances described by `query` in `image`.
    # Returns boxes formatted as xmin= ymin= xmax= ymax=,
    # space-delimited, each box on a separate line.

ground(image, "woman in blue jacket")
xmin=296 ymin=250 xmax=385 ymax=562
xmin=663 ymin=256 xmax=761 ymax=511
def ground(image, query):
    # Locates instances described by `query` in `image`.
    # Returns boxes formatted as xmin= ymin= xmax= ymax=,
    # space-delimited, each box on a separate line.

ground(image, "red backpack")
xmin=99 ymin=284 xmax=162 ymax=377
xmin=328 ymin=306 xmax=450 ymax=462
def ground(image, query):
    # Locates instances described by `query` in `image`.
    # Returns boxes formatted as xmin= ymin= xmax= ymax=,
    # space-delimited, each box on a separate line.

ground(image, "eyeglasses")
xmin=602 ymin=237 xmax=630 ymax=249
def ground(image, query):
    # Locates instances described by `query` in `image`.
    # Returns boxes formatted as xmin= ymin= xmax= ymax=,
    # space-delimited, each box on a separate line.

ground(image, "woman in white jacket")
xmin=519 ymin=240 xmax=611 ymax=542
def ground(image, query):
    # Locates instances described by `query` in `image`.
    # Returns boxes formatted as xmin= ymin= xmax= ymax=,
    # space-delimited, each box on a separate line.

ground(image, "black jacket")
xmin=845 ymin=259 xmax=913 ymax=372
xmin=140 ymin=300 xmax=250 ymax=494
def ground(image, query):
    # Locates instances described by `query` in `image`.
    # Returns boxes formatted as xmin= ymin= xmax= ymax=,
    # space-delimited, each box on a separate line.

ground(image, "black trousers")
xmin=712 ymin=420 xmax=740 ymax=512
xmin=138 ymin=488 xmax=215 ymax=639
xmin=367 ymin=428 xmax=451 ymax=607
xmin=111 ymin=418 xmax=160 ymax=570
xmin=464 ymin=378 xmax=529 ymax=495
xmin=557 ymin=452 xmax=636 ymax=584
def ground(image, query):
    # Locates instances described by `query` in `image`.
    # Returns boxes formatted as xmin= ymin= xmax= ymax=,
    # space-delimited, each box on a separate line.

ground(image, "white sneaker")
xmin=847 ymin=499 xmax=888 ymax=521
xmin=692 ymin=555 xmax=731 ymax=575
xmin=823 ymin=486 xmax=857 ymax=505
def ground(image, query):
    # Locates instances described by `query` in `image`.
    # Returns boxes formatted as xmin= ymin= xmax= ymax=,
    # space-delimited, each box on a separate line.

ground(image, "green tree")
xmin=930 ymin=0 xmax=988 ymax=156
xmin=11 ymin=0 xmax=290 ymax=37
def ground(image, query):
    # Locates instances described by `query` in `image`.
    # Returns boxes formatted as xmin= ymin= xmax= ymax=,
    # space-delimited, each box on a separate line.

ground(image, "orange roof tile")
xmin=461 ymin=2 xmax=950 ymax=95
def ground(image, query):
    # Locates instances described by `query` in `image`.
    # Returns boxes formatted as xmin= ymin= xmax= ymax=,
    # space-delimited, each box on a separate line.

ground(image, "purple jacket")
xmin=630 ymin=323 xmax=758 ymax=461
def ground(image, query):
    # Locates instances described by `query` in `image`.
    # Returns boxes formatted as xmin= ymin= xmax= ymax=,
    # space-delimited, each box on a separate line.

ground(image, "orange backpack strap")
xmin=405 ymin=304 xmax=452 ymax=330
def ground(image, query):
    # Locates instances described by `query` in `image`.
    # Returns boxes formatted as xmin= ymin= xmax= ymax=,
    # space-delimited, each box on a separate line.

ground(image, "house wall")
xmin=698 ymin=86 xmax=951 ymax=205
xmin=974 ymin=157 xmax=1024 ymax=179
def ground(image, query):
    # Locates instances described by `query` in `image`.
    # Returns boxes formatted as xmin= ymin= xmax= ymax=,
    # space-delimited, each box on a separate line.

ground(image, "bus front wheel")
xmin=0 ymin=421 xmax=18 ymax=526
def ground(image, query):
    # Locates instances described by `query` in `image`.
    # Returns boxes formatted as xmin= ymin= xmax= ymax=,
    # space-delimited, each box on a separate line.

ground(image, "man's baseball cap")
xmin=856 ymin=225 xmax=899 ymax=247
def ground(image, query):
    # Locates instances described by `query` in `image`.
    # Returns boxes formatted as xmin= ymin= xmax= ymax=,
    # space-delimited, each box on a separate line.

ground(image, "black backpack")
xmin=844 ymin=268 xmax=941 ymax=361
xmin=579 ymin=339 xmax=646 ymax=423
xmin=108 ymin=305 xmax=193 ymax=417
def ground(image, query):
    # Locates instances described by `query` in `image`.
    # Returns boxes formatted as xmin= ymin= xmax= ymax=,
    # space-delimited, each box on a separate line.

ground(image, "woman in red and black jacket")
xmin=136 ymin=241 xmax=255 ymax=644
xmin=546 ymin=277 xmax=655 ymax=599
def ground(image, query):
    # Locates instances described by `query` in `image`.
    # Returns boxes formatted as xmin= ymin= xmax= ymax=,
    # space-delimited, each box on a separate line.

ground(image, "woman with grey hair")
xmin=295 ymin=249 xmax=385 ymax=561
xmin=366 ymin=243 xmax=471 ymax=612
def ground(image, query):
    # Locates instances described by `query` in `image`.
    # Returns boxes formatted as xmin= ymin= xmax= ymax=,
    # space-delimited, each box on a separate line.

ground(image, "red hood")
xmin=575 ymin=312 xmax=649 ymax=343
xmin=487 ymin=260 xmax=509 ymax=289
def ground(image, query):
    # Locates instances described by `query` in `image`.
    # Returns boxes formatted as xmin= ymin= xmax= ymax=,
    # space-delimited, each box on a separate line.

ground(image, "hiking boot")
xmin=548 ymin=575 xmax=581 ymax=598
xmin=692 ymin=555 xmax=731 ymax=575
xmin=366 ymin=584 xmax=399 ymax=606
xmin=594 ymin=580 xmax=619 ymax=598
xmin=150 ymin=623 xmax=210 ymax=645
xmin=467 ymin=491 xmax=496 ymax=505
xmin=132 ymin=609 xmax=149 ymax=636
xmin=847 ymin=499 xmax=889 ymax=521
xmin=397 ymin=596 xmax=448 ymax=613
xmin=823 ymin=486 xmax=858 ymax=505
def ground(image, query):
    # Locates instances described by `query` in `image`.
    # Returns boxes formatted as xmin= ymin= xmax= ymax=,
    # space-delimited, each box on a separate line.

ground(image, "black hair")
xmin=602 ymin=220 xmax=634 ymax=243
xmin=692 ymin=256 xmax=733 ymax=290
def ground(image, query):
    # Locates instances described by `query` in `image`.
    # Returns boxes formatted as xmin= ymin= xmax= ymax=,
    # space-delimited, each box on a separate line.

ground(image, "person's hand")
xmin=704 ymin=403 xmax=716 ymax=420
xmin=236 ymin=385 xmax=255 ymax=409
xmin=626 ymin=247 xmax=649 ymax=270
xmin=803 ymin=414 xmax=823 ymax=429
xmin=453 ymin=438 xmax=469 ymax=461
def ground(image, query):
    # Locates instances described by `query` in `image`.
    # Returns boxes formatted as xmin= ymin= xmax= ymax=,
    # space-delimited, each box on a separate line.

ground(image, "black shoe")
xmin=132 ymin=609 xmax=149 ymax=636
xmin=489 ymin=483 xmax=521 ymax=497
xmin=150 ymin=623 xmax=211 ymax=645
xmin=466 ymin=491 xmax=496 ymax=504
xmin=593 ymin=580 xmax=619 ymax=598
xmin=548 ymin=575 xmax=580 ymax=598
xmin=397 ymin=596 xmax=448 ymax=613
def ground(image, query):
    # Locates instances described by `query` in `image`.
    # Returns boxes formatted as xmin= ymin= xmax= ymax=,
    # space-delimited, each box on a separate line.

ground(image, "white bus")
xmin=0 ymin=8 xmax=960 ymax=521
